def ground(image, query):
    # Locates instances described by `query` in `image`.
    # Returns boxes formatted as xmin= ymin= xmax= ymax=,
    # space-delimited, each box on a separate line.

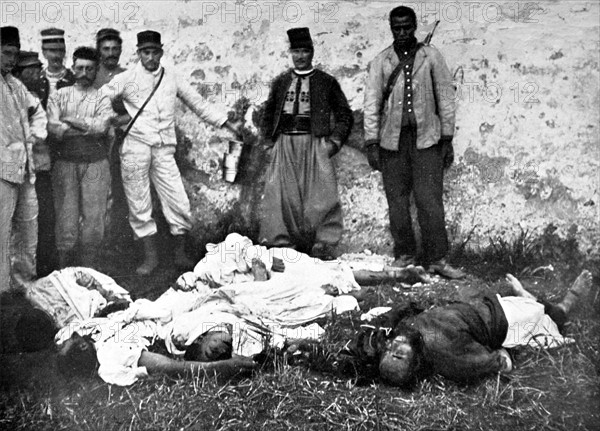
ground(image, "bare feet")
xmin=506 ymin=274 xmax=537 ymax=300
xmin=557 ymin=270 xmax=593 ymax=315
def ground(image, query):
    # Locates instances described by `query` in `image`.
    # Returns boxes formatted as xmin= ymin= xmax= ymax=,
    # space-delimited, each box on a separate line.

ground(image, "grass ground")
xmin=1 ymin=241 xmax=598 ymax=430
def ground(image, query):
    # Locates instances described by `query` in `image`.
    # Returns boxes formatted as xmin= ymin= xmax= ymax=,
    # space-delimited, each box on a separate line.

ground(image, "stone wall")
xmin=3 ymin=1 xmax=599 ymax=258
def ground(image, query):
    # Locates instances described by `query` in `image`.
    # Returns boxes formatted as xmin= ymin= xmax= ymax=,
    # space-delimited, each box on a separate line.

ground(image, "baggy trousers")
xmin=380 ymin=127 xmax=448 ymax=262
xmin=120 ymin=138 xmax=192 ymax=239
xmin=0 ymin=178 xmax=38 ymax=293
xmin=259 ymin=134 xmax=343 ymax=252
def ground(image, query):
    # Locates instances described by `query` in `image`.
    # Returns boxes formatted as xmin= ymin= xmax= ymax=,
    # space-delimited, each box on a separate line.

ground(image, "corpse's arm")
xmin=432 ymin=341 xmax=504 ymax=383
xmin=137 ymin=351 xmax=257 ymax=379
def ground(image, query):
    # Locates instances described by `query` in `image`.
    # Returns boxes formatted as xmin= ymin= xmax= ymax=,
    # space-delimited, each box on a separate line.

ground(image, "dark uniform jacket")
xmin=261 ymin=69 xmax=353 ymax=146
xmin=404 ymin=295 xmax=509 ymax=383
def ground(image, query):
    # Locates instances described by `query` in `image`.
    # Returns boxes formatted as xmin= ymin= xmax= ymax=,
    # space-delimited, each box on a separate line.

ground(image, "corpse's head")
xmin=378 ymin=324 xmax=424 ymax=388
xmin=185 ymin=330 xmax=233 ymax=362
xmin=56 ymin=332 xmax=98 ymax=377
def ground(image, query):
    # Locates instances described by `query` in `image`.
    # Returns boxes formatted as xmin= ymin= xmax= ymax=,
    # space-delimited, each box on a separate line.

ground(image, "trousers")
xmin=0 ymin=178 xmax=37 ymax=292
xmin=120 ymin=138 xmax=192 ymax=239
xmin=380 ymin=127 xmax=448 ymax=262
xmin=259 ymin=134 xmax=342 ymax=252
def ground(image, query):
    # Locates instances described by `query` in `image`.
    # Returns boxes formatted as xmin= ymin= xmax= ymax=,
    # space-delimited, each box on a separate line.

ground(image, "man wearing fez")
xmin=363 ymin=6 xmax=464 ymax=279
xmin=259 ymin=28 xmax=353 ymax=260
xmin=93 ymin=28 xmax=132 ymax=254
xmin=103 ymin=30 xmax=242 ymax=275
xmin=13 ymin=51 xmax=59 ymax=276
xmin=47 ymin=47 xmax=114 ymax=268
xmin=0 ymin=27 xmax=48 ymax=293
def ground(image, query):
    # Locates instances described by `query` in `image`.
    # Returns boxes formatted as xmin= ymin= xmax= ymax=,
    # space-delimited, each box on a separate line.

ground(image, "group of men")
xmin=1 ymin=4 xmax=595 ymax=388
xmin=1 ymin=23 xmax=243 ymax=296
xmin=258 ymin=6 xmax=464 ymax=279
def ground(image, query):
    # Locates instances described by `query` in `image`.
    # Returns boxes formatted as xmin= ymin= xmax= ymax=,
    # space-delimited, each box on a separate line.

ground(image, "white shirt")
xmin=102 ymin=62 xmax=228 ymax=146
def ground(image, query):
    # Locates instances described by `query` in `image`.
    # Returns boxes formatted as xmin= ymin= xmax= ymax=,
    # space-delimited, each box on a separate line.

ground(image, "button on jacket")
xmin=102 ymin=62 xmax=227 ymax=146
xmin=364 ymin=44 xmax=456 ymax=151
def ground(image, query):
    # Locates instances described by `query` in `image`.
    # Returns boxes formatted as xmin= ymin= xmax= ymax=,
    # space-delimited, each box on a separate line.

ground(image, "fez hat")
xmin=1 ymin=26 xmax=21 ymax=48
xmin=287 ymin=27 xmax=313 ymax=49
xmin=136 ymin=30 xmax=163 ymax=50
xmin=96 ymin=28 xmax=122 ymax=44
xmin=41 ymin=28 xmax=66 ymax=49
xmin=17 ymin=51 xmax=42 ymax=68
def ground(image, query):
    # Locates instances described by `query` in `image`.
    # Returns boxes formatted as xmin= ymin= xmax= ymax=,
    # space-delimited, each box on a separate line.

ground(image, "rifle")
xmin=423 ymin=20 xmax=440 ymax=45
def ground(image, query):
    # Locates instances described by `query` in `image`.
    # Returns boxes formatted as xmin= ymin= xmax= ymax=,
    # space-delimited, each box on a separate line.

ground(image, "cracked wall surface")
xmin=4 ymin=0 xmax=599 ymax=258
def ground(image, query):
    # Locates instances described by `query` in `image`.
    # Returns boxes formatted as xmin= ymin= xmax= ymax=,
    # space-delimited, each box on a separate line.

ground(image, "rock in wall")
xmin=3 ymin=0 xmax=598 ymax=258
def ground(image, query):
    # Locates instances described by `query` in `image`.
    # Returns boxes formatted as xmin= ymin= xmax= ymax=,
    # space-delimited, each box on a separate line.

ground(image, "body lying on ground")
xmin=19 ymin=234 xmax=362 ymax=385
xmin=344 ymin=271 xmax=593 ymax=387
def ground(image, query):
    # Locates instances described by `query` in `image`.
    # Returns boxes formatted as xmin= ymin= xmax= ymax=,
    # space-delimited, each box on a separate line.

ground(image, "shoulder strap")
xmin=122 ymin=67 xmax=165 ymax=138
xmin=380 ymin=43 xmax=424 ymax=113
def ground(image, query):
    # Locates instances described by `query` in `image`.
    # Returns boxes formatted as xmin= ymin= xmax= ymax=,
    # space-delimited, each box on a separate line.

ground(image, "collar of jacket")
xmin=385 ymin=43 xmax=428 ymax=77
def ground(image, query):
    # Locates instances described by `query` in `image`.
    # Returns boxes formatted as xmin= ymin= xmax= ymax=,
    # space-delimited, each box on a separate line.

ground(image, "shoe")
xmin=310 ymin=243 xmax=337 ymax=261
xmin=173 ymin=235 xmax=195 ymax=270
xmin=428 ymin=258 xmax=466 ymax=279
xmin=136 ymin=235 xmax=159 ymax=275
xmin=390 ymin=255 xmax=416 ymax=268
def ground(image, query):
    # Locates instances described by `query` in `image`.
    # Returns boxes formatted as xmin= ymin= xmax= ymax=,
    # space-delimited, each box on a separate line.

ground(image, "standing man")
xmin=94 ymin=28 xmax=127 ymax=88
xmin=93 ymin=28 xmax=132 ymax=253
xmin=47 ymin=47 xmax=114 ymax=269
xmin=259 ymin=28 xmax=353 ymax=260
xmin=13 ymin=51 xmax=59 ymax=277
xmin=0 ymin=27 xmax=48 ymax=293
xmin=40 ymin=28 xmax=75 ymax=98
xmin=363 ymin=6 xmax=464 ymax=278
xmin=103 ymin=30 xmax=242 ymax=275
xmin=29 ymin=29 xmax=76 ymax=276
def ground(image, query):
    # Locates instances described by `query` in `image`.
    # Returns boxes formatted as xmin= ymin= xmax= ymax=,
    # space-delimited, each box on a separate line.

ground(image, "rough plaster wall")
xmin=4 ymin=1 xmax=599 ymax=257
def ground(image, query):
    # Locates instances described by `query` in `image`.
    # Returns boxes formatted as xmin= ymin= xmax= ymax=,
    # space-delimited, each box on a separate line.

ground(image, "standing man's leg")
xmin=11 ymin=180 xmax=38 ymax=288
xmin=35 ymin=171 xmax=58 ymax=276
xmin=411 ymin=139 xmax=464 ymax=279
xmin=380 ymin=134 xmax=415 ymax=265
xmin=0 ymin=180 xmax=18 ymax=293
xmin=259 ymin=135 xmax=302 ymax=249
xmin=305 ymin=136 xmax=343 ymax=260
xmin=120 ymin=138 xmax=157 ymax=275
xmin=149 ymin=144 xmax=194 ymax=270
xmin=79 ymin=159 xmax=111 ymax=268
xmin=52 ymin=160 xmax=80 ymax=269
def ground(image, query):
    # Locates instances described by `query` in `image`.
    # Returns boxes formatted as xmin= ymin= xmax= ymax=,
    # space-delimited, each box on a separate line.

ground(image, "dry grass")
xmin=1 ymin=267 xmax=599 ymax=431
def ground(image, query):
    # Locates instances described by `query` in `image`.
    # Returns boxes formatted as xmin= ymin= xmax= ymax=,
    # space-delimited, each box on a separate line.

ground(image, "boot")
xmin=173 ymin=235 xmax=195 ymax=270
xmin=556 ymin=270 xmax=593 ymax=315
xmin=136 ymin=235 xmax=159 ymax=276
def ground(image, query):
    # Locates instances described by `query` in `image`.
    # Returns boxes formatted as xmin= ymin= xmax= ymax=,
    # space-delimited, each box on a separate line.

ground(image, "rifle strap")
xmin=122 ymin=67 xmax=165 ymax=139
xmin=380 ymin=43 xmax=424 ymax=113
